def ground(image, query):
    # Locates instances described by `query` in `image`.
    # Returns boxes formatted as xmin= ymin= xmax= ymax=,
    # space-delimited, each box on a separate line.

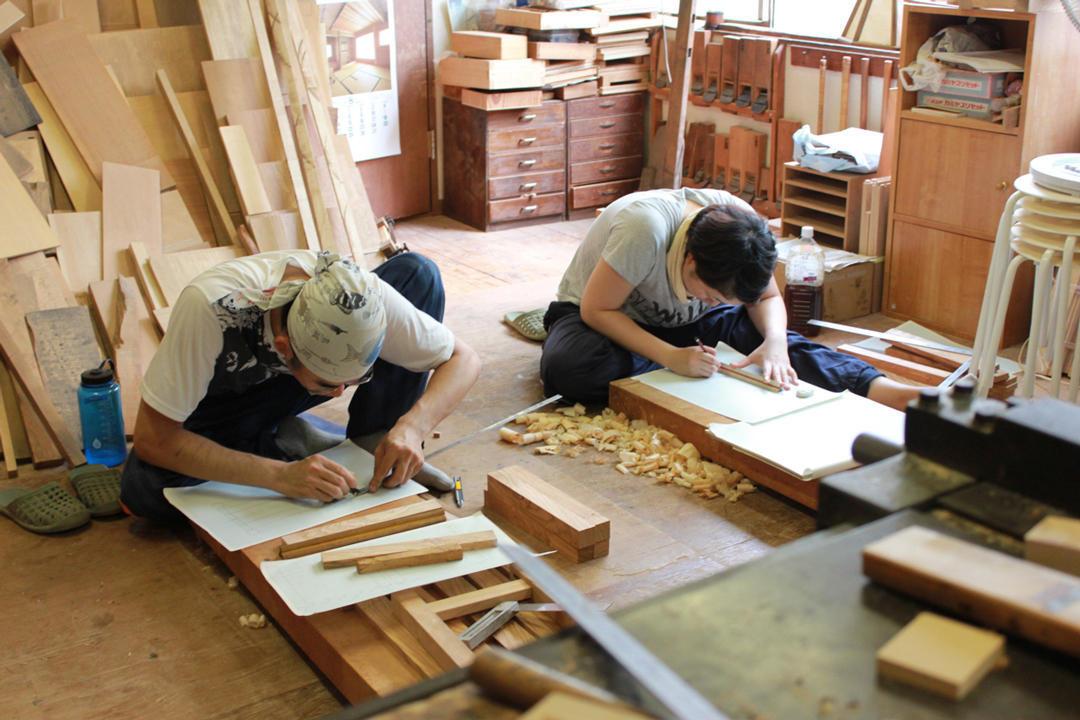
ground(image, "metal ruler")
xmin=501 ymin=543 xmax=729 ymax=720
xmin=807 ymin=319 xmax=973 ymax=356
xmin=426 ymin=394 xmax=563 ymax=460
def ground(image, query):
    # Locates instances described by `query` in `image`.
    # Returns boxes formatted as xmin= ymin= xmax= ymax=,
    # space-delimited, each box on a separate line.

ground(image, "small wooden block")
xmin=322 ymin=530 xmax=497 ymax=569
xmin=426 ymin=579 xmax=532 ymax=621
xmin=356 ymin=545 xmax=464 ymax=574
xmin=877 ymin=612 xmax=1005 ymax=700
xmin=460 ymin=88 xmax=543 ymax=112
xmin=1025 ymin=516 xmax=1080 ymax=577
xmin=556 ymin=80 xmax=598 ymax=100
xmin=279 ymin=498 xmax=446 ymax=557
xmin=438 ymin=57 xmax=545 ymax=91
xmin=529 ymin=41 xmax=596 ymax=62
xmin=495 ymin=7 xmax=606 ymax=31
xmin=451 ymin=31 xmax=526 ymax=60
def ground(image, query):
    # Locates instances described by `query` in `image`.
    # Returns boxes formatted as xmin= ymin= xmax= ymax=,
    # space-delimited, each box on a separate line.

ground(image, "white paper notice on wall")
xmin=708 ymin=390 xmax=904 ymax=480
xmin=636 ymin=342 xmax=838 ymax=424
xmin=261 ymin=514 xmax=517 ymax=616
xmin=163 ymin=440 xmax=425 ymax=551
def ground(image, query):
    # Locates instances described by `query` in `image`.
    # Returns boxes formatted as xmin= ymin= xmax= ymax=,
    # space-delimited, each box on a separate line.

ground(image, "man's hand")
xmin=666 ymin=345 xmax=718 ymax=378
xmin=731 ymin=335 xmax=798 ymax=388
xmin=369 ymin=421 xmax=425 ymax=492
xmin=273 ymin=455 xmax=357 ymax=502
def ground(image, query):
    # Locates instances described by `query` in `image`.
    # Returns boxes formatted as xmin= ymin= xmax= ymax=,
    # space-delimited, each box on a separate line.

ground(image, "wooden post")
xmin=859 ymin=57 xmax=870 ymax=129
xmin=659 ymin=0 xmax=695 ymax=189
xmin=816 ymin=56 xmax=827 ymax=134
xmin=839 ymin=55 xmax=851 ymax=131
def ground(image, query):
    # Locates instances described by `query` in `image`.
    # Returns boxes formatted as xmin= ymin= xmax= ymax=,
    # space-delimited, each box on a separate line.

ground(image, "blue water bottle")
xmin=77 ymin=360 xmax=127 ymax=467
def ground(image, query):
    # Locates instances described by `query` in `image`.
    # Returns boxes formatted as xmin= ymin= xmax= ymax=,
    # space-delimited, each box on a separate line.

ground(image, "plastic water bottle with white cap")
xmin=784 ymin=225 xmax=825 ymax=337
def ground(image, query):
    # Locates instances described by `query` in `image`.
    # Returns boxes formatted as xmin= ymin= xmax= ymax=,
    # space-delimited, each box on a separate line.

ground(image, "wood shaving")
xmin=508 ymin=407 xmax=755 ymax=501
xmin=239 ymin=613 xmax=266 ymax=629
xmin=226 ymin=576 xmax=239 ymax=590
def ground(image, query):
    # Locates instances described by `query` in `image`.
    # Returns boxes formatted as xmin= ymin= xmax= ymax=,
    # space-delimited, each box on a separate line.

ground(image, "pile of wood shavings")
xmin=238 ymin=613 xmax=267 ymax=629
xmin=499 ymin=404 xmax=756 ymax=502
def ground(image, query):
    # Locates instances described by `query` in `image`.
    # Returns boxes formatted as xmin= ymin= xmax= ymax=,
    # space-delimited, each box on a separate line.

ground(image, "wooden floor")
xmin=1 ymin=212 xmax=972 ymax=718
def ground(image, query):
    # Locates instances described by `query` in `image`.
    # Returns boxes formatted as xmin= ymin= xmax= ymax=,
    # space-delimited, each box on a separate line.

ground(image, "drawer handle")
xmin=521 ymin=205 xmax=539 ymax=214
xmin=600 ymin=189 xmax=619 ymax=196
xmin=520 ymin=182 xmax=538 ymax=191
xmin=519 ymin=136 xmax=537 ymax=146
xmin=996 ymin=180 xmax=1007 ymax=190
xmin=599 ymin=121 xmax=616 ymax=129
xmin=599 ymin=143 xmax=616 ymax=150
xmin=519 ymin=113 xmax=537 ymax=122
xmin=519 ymin=159 xmax=537 ymax=168
xmin=600 ymin=166 xmax=615 ymax=174
xmin=599 ymin=101 xmax=616 ymax=108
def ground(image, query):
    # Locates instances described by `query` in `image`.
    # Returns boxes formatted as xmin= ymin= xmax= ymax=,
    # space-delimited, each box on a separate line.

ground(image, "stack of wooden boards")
xmin=0 ymin=0 xmax=384 ymax=478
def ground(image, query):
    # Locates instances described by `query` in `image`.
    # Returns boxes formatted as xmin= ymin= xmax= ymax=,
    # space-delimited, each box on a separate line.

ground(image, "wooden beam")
xmin=427 ymin=579 xmax=533 ymax=621
xmin=279 ymin=498 xmax=446 ymax=558
xmin=660 ymin=0 xmax=694 ymax=188
xmin=322 ymin=530 xmax=497 ymax=569
xmin=391 ymin=589 xmax=474 ymax=672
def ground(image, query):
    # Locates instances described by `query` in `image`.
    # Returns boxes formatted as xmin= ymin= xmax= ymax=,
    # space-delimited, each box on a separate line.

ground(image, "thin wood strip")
xmin=279 ymin=499 xmax=447 ymax=556
xmin=115 ymin=277 xmax=145 ymax=438
xmin=427 ymin=579 xmax=533 ymax=621
xmin=838 ymin=344 xmax=949 ymax=385
xmin=128 ymin=241 xmax=168 ymax=312
xmin=246 ymin=0 xmax=318 ymax=250
xmin=356 ymin=545 xmax=464 ymax=574
xmin=0 ymin=376 xmax=17 ymax=477
xmin=157 ymin=69 xmax=237 ymax=245
xmin=322 ymin=530 xmax=497 ymax=569
xmin=716 ymin=363 xmax=782 ymax=392
xmin=279 ymin=513 xmax=445 ymax=559
xmin=197 ymin=0 xmax=258 ymax=60
xmin=219 ymin=125 xmax=273 ymax=216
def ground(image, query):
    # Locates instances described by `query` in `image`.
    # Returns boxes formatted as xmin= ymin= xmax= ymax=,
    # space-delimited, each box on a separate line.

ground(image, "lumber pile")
xmin=0 ymin=1 xmax=385 ymax=477
xmin=485 ymin=465 xmax=610 ymax=562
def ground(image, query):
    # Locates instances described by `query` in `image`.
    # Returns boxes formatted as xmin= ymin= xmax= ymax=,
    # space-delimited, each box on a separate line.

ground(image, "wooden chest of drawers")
xmin=442 ymin=97 xmax=567 ymax=231
xmin=566 ymin=93 xmax=644 ymax=212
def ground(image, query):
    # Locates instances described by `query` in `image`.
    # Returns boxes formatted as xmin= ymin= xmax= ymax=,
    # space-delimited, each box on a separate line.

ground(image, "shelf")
xmin=900 ymin=110 xmax=1020 ymax=136
xmin=781 ymin=212 xmax=845 ymax=239
xmin=783 ymin=177 xmax=848 ymax=199
xmin=783 ymin=193 xmax=846 ymax=218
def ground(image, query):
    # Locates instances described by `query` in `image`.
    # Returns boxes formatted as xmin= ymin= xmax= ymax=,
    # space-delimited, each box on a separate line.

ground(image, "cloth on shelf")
xmin=793 ymin=125 xmax=882 ymax=174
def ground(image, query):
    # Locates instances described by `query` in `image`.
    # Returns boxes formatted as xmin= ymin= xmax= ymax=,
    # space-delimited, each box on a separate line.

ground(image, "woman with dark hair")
xmin=540 ymin=188 xmax=920 ymax=410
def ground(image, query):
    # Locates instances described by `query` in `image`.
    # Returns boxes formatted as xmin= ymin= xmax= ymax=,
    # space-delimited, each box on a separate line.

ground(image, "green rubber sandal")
xmin=504 ymin=308 xmax=548 ymax=342
xmin=0 ymin=482 xmax=91 ymax=534
xmin=69 ymin=464 xmax=123 ymax=518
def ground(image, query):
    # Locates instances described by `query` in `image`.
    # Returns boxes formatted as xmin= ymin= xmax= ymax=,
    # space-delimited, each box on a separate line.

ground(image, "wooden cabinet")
xmin=566 ymin=93 xmax=644 ymax=212
xmin=780 ymin=163 xmax=872 ymax=252
xmin=442 ymin=97 xmax=567 ymax=230
xmin=884 ymin=3 xmax=1080 ymax=344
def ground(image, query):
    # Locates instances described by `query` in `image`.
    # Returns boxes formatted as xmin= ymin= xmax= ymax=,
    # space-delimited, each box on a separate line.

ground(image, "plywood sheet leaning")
xmin=863 ymin=525 xmax=1080 ymax=658
xmin=0 ymin=147 xmax=61 ymax=259
xmin=13 ymin=19 xmax=174 ymax=190
xmin=128 ymin=90 xmax=215 ymax=163
xmin=257 ymin=161 xmax=296 ymax=211
xmin=0 ymin=52 xmax=39 ymax=137
xmin=156 ymin=69 xmax=237 ymax=246
xmin=102 ymin=162 xmax=162 ymax=280
xmin=49 ymin=211 xmax=102 ymax=303
xmin=219 ymin=125 xmax=273 ymax=216
xmin=197 ymin=0 xmax=258 ymax=60
xmin=161 ymin=188 xmax=208 ymax=253
xmin=485 ymin=465 xmax=610 ymax=562
xmin=247 ymin=210 xmax=301 ymax=252
xmin=203 ymin=58 xmax=272 ymax=127
xmin=25 ymin=306 xmax=102 ymax=442
xmin=87 ymin=25 xmax=210 ymax=97
xmin=21 ymin=82 xmax=103 ymax=212
xmin=228 ymin=108 xmax=283 ymax=164
xmin=148 ymin=245 xmax=244 ymax=307
xmin=278 ymin=498 xmax=447 ymax=558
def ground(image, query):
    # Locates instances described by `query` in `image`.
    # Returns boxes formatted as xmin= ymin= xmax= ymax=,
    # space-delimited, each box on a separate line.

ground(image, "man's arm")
xmin=369 ymin=337 xmax=481 ymax=490
xmin=734 ymin=277 xmax=798 ymax=386
xmin=133 ymin=402 xmax=357 ymax=502
xmin=580 ymin=259 xmax=717 ymax=377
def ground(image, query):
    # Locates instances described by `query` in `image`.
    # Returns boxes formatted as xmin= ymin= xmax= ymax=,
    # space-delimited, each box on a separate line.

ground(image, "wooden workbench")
xmin=608 ymin=378 xmax=819 ymax=510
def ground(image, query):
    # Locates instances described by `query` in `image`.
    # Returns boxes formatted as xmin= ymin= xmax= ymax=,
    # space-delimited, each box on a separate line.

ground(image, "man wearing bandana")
xmin=120 ymin=251 xmax=480 ymax=522
xmin=540 ymin=189 xmax=921 ymax=410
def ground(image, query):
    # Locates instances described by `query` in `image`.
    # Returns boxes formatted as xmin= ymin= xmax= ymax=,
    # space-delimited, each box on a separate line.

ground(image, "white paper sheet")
xmin=164 ymin=440 xmax=425 ymax=551
xmin=260 ymin=515 xmax=517 ymax=617
xmin=636 ymin=342 xmax=838 ymax=424
xmin=708 ymin=391 xmax=904 ymax=480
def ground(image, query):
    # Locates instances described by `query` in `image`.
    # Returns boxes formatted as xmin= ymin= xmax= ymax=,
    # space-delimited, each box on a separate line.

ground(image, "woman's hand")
xmin=666 ymin=344 xmax=718 ymax=378
xmin=731 ymin=335 xmax=798 ymax=388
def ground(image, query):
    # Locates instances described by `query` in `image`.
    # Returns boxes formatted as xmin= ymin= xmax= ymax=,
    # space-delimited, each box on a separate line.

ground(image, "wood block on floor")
xmin=438 ymin=57 xmax=545 ymax=91
xmin=485 ymin=465 xmax=609 ymax=562
xmin=863 ymin=525 xmax=1080 ymax=658
xmin=1025 ymin=516 xmax=1080 ymax=577
xmin=876 ymin=612 xmax=1005 ymax=700
xmin=450 ymin=31 xmax=526 ymax=60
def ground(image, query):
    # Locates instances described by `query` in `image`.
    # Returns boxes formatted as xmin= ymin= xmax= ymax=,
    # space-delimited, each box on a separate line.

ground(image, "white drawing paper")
xmin=260 ymin=514 xmax=517 ymax=617
xmin=164 ymin=440 xmax=425 ymax=551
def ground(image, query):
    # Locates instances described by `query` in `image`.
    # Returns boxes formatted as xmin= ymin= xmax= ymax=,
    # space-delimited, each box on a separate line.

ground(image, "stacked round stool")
xmin=971 ymin=154 xmax=1080 ymax=401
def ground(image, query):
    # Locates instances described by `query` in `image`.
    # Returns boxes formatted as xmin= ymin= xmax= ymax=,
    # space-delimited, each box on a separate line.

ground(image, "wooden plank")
xmin=87 ymin=25 xmax=209 ymax=97
xmin=356 ymin=545 xmax=464 ymax=574
xmin=0 ymin=1 xmax=24 ymax=33
xmin=0 ymin=135 xmax=32 ymax=178
xmin=6 ymin=130 xmax=44 ymax=183
xmin=863 ymin=525 xmax=1080 ymax=658
xmin=197 ymin=0 xmax=258 ymax=60
xmin=128 ymin=90 xmax=214 ymax=162
xmin=494 ymin=7 xmax=605 ymax=31
xmin=14 ymin=20 xmax=173 ymax=190
xmin=257 ymin=161 xmax=295 ymax=211
xmin=0 ymin=53 xmax=40 ymax=137
xmin=86 ymin=277 xmax=157 ymax=371
xmin=426 ymin=580 xmax=532 ymax=621
xmin=219 ymin=125 xmax=272 ymax=216
xmin=114 ymin=277 xmax=146 ymax=438
xmin=202 ymin=59 xmax=271 ymax=126
xmin=486 ymin=466 xmax=609 ymax=559
xmin=279 ymin=499 xmax=447 ymax=557
xmin=49 ymin=211 xmax=102 ymax=303
xmin=246 ymin=0 xmax=318 ymax=250
xmin=354 ymin=596 xmax=445 ymax=678
xmin=0 ymin=372 xmax=18 ymax=476
xmin=322 ymin=530 xmax=497 ymax=569
xmin=391 ymin=589 xmax=474 ymax=672
xmin=128 ymin=241 xmax=168 ymax=312
xmin=160 ymin=188 xmax=207 ymax=253
xmin=450 ymin=31 xmax=527 ymax=60
xmin=247 ymin=210 xmax=301 ymax=252
xmin=134 ymin=0 xmax=156 ymax=27
xmin=25 ymin=306 xmax=102 ymax=441
xmin=228 ymin=108 xmax=282 ymax=163
xmin=21 ymin=82 xmax=102 ymax=212
xmin=438 ymin=57 xmax=545 ymax=90
xmin=57 ymin=0 xmax=100 ymax=33
xmin=528 ymin=41 xmax=596 ymax=62
xmin=102 ymin=162 xmax=161 ymax=280
xmin=148 ymin=245 xmax=244 ymax=306
xmin=164 ymin=158 xmax=217 ymax=247
xmin=460 ymin=88 xmax=542 ymax=112
xmin=156 ymin=70 xmax=238 ymax=246
xmin=0 ymin=146 xmax=60 ymax=259
xmin=837 ymin=344 xmax=949 ymax=385
xmin=1025 ymin=516 xmax=1080 ymax=577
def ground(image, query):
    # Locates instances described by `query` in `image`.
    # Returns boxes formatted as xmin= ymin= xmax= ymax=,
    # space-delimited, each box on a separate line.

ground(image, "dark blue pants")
xmin=120 ymin=253 xmax=446 ymax=522
xmin=539 ymin=301 xmax=883 ymax=405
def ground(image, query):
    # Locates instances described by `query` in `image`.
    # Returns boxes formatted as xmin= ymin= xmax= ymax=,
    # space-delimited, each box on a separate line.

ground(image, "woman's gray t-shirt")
xmin=555 ymin=188 xmax=751 ymax=328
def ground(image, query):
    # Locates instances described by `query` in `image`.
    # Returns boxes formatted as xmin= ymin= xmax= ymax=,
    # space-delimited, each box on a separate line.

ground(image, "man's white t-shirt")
xmin=141 ymin=251 xmax=455 ymax=422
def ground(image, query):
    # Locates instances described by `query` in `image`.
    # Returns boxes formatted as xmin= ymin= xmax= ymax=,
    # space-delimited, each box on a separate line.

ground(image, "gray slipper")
xmin=69 ymin=464 xmax=123 ymax=518
xmin=0 ymin=482 xmax=91 ymax=534
xmin=504 ymin=309 xmax=547 ymax=342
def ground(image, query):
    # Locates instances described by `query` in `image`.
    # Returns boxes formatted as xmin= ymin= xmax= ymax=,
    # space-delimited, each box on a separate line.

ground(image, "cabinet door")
xmin=893 ymin=120 xmax=1019 ymax=239
xmin=887 ymin=220 xmax=1032 ymax=344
